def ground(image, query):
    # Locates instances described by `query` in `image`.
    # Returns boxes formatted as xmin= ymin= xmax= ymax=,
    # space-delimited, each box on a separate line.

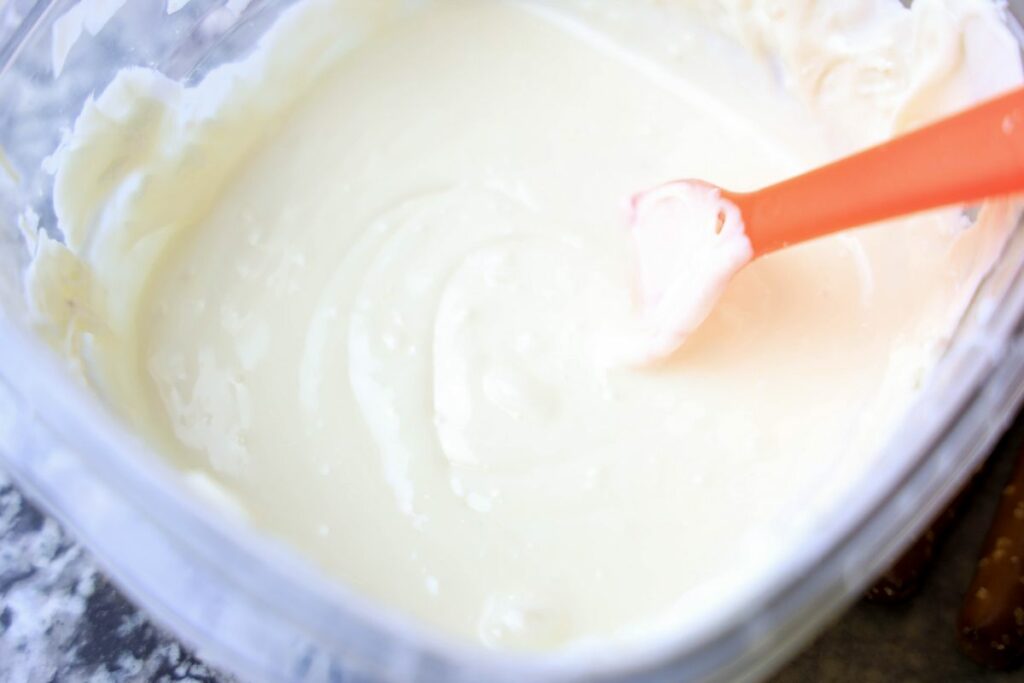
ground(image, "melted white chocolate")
xmin=25 ymin=0 xmax=1024 ymax=651
xmin=609 ymin=181 xmax=751 ymax=365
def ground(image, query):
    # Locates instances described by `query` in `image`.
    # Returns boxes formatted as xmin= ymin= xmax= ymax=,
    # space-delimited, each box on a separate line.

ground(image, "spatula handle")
xmin=735 ymin=86 xmax=1024 ymax=256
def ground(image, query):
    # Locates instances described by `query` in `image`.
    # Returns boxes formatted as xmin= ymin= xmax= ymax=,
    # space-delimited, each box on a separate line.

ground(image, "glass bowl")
xmin=2 ymin=1 xmax=1024 ymax=681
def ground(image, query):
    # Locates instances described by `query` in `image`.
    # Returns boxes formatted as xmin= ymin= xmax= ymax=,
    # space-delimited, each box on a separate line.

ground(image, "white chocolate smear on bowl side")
xmin=24 ymin=0 xmax=1024 ymax=651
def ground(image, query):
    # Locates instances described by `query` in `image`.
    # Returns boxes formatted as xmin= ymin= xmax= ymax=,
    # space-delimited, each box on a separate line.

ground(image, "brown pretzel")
xmin=866 ymin=487 xmax=969 ymax=603
xmin=957 ymin=446 xmax=1024 ymax=670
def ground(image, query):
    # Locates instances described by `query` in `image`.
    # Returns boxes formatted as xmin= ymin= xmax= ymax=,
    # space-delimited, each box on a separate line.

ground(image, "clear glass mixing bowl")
xmin=3 ymin=1 xmax=1024 ymax=681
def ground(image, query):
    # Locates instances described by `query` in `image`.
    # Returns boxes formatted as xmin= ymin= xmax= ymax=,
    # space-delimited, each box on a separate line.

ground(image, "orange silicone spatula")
xmin=728 ymin=85 xmax=1024 ymax=257
xmin=623 ymin=86 xmax=1024 ymax=364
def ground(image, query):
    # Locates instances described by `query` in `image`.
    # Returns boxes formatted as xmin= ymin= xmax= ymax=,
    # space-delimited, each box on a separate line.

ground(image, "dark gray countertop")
xmin=1 ymin=437 xmax=1022 ymax=683
xmin=0 ymin=470 xmax=226 ymax=683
